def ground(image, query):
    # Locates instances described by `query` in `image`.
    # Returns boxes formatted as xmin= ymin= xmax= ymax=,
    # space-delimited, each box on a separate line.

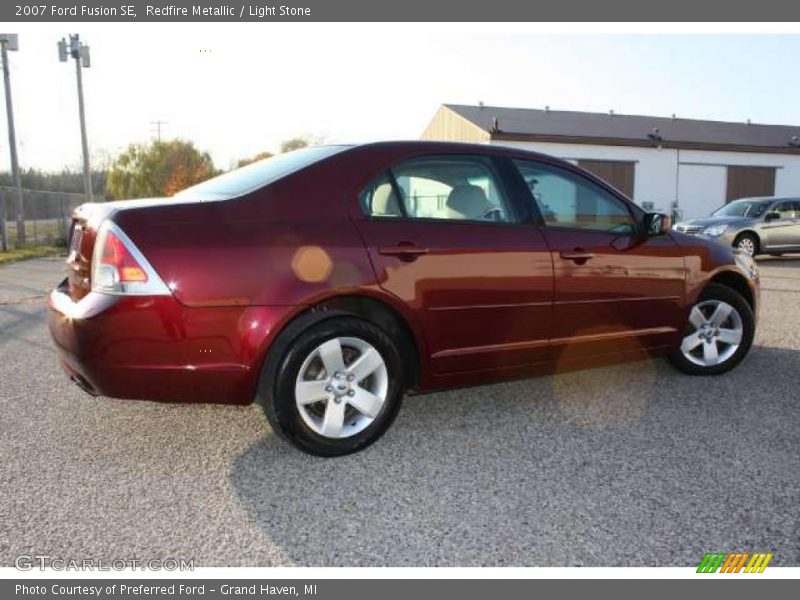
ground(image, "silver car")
xmin=673 ymin=196 xmax=800 ymax=257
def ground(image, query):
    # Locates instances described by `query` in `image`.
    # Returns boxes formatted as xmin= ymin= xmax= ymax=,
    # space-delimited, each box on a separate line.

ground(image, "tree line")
xmin=0 ymin=135 xmax=319 ymax=201
xmin=0 ymin=169 xmax=107 ymax=196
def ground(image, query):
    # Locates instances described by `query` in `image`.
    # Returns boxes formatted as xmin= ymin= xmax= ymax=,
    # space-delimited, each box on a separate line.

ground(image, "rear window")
xmin=176 ymin=145 xmax=350 ymax=201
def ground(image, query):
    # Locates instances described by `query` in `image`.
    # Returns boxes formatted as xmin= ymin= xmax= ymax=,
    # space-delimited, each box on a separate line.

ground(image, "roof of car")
xmin=733 ymin=196 xmax=800 ymax=202
xmin=352 ymin=139 xmax=556 ymax=159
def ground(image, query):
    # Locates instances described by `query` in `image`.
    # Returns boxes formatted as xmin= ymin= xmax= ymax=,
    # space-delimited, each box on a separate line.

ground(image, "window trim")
xmin=386 ymin=170 xmax=409 ymax=218
xmin=358 ymin=153 xmax=525 ymax=226
xmin=508 ymin=157 xmax=642 ymax=235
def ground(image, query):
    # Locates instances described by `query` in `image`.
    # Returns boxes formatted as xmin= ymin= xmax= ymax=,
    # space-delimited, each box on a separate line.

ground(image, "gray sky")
xmin=3 ymin=24 xmax=800 ymax=171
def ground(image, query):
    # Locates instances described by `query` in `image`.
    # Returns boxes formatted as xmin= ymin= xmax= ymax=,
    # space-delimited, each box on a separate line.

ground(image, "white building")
xmin=422 ymin=104 xmax=800 ymax=219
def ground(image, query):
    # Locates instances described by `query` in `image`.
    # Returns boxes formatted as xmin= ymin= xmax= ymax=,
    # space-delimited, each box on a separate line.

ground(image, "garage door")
xmin=577 ymin=160 xmax=635 ymax=198
xmin=726 ymin=166 xmax=776 ymax=202
xmin=678 ymin=164 xmax=727 ymax=219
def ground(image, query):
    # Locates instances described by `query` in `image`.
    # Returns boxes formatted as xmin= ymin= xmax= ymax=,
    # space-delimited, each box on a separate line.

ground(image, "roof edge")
xmin=488 ymin=132 xmax=800 ymax=155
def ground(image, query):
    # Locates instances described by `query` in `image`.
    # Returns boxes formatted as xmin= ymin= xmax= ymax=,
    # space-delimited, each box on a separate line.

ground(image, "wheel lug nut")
xmin=347 ymin=390 xmax=355 ymax=397
xmin=346 ymin=374 xmax=355 ymax=382
xmin=325 ymin=385 xmax=332 ymax=392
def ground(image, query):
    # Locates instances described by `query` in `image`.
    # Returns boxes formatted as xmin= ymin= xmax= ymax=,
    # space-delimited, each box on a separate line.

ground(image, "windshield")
xmin=712 ymin=199 xmax=771 ymax=218
xmin=176 ymin=145 xmax=351 ymax=200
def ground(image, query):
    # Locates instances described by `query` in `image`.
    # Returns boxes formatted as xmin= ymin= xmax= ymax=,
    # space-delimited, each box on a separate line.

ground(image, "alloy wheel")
xmin=680 ymin=300 xmax=744 ymax=367
xmin=294 ymin=336 xmax=388 ymax=439
xmin=737 ymin=237 xmax=756 ymax=256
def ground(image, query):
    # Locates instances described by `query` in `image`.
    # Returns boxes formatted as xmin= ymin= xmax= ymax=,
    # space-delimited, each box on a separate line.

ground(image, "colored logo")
xmin=697 ymin=552 xmax=773 ymax=573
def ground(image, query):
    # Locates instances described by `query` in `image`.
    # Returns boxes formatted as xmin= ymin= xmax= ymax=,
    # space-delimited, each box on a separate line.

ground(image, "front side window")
xmin=513 ymin=159 xmax=637 ymax=234
xmin=360 ymin=155 xmax=516 ymax=224
xmin=773 ymin=202 xmax=798 ymax=219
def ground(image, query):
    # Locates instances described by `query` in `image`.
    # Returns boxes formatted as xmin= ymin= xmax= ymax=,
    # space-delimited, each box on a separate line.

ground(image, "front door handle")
xmin=378 ymin=243 xmax=429 ymax=262
xmin=560 ymin=249 xmax=595 ymax=263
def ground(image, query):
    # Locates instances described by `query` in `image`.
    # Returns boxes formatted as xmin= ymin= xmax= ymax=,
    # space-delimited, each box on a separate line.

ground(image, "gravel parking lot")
xmin=1 ymin=255 xmax=798 ymax=567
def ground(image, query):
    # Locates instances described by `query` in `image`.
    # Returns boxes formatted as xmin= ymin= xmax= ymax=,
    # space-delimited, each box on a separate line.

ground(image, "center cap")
xmin=332 ymin=372 xmax=349 ymax=395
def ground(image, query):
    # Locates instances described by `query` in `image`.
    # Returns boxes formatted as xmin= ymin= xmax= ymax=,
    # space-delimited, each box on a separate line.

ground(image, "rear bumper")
xmin=47 ymin=279 xmax=292 ymax=405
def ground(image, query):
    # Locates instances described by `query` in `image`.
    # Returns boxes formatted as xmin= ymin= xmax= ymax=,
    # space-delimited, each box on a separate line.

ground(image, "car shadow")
xmin=756 ymin=254 xmax=800 ymax=267
xmin=230 ymin=345 xmax=800 ymax=567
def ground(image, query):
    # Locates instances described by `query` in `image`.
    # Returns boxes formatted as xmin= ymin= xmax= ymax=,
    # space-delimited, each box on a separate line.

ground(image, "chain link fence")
xmin=0 ymin=186 xmax=88 ymax=249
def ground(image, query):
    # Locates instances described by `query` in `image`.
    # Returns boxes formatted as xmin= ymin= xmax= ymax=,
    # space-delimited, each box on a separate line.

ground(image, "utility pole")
xmin=150 ymin=120 xmax=168 ymax=142
xmin=0 ymin=189 xmax=6 ymax=251
xmin=1 ymin=33 xmax=24 ymax=247
xmin=59 ymin=34 xmax=93 ymax=202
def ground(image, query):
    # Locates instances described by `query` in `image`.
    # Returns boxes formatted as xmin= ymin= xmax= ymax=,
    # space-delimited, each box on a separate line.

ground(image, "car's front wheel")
xmin=733 ymin=232 xmax=759 ymax=257
xmin=668 ymin=283 xmax=754 ymax=375
xmin=260 ymin=316 xmax=404 ymax=456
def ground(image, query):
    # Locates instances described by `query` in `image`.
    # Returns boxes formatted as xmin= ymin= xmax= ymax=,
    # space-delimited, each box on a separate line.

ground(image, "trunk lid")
xmin=64 ymin=197 xmax=198 ymax=301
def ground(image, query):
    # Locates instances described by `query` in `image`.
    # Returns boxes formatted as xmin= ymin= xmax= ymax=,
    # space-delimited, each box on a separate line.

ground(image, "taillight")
xmin=91 ymin=221 xmax=170 ymax=295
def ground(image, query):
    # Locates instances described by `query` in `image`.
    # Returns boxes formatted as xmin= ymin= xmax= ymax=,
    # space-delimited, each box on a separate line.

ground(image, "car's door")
xmin=509 ymin=158 xmax=686 ymax=361
xmin=789 ymin=201 xmax=800 ymax=249
xmin=353 ymin=154 xmax=554 ymax=375
xmin=761 ymin=200 xmax=800 ymax=250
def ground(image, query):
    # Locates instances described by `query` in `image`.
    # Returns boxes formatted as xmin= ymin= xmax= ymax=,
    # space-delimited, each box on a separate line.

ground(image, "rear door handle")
xmin=378 ymin=244 xmax=429 ymax=261
xmin=560 ymin=249 xmax=595 ymax=263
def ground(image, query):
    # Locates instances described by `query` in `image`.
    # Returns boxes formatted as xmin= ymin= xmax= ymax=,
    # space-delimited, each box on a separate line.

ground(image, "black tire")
xmin=258 ymin=316 xmax=404 ymax=456
xmin=668 ymin=282 xmax=755 ymax=375
xmin=733 ymin=232 xmax=759 ymax=257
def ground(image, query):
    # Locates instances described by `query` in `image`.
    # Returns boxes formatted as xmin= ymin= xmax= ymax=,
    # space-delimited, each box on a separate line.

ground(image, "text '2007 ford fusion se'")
xmin=48 ymin=142 xmax=759 ymax=456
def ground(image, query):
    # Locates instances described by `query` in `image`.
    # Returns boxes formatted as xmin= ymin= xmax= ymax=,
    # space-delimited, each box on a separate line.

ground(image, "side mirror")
xmin=765 ymin=211 xmax=780 ymax=221
xmin=643 ymin=212 xmax=672 ymax=236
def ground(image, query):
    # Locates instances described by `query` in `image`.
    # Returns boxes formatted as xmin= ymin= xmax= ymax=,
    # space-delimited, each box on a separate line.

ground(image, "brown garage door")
xmin=577 ymin=160 xmax=635 ymax=198
xmin=726 ymin=166 xmax=776 ymax=202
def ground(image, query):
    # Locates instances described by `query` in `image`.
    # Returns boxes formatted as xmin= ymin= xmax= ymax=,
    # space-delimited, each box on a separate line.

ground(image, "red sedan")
xmin=49 ymin=142 xmax=759 ymax=455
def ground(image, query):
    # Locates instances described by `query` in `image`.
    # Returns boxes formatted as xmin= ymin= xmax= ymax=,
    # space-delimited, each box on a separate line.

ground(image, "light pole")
xmin=1 ymin=33 xmax=24 ymax=247
xmin=59 ymin=34 xmax=92 ymax=202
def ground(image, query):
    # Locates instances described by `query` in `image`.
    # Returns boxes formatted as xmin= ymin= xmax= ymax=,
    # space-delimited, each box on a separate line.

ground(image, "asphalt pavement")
xmin=1 ymin=255 xmax=798 ymax=567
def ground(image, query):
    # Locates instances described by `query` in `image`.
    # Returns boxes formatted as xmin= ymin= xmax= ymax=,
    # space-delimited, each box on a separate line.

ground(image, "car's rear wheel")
xmin=668 ymin=283 xmax=754 ymax=375
xmin=261 ymin=316 xmax=404 ymax=456
xmin=733 ymin=232 xmax=759 ymax=257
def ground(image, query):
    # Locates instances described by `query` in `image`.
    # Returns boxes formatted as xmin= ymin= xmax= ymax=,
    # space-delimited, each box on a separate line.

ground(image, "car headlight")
xmin=702 ymin=224 xmax=728 ymax=236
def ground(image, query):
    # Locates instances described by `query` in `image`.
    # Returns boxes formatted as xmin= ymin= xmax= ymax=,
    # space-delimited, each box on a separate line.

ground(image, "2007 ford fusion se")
xmin=49 ymin=142 xmax=759 ymax=456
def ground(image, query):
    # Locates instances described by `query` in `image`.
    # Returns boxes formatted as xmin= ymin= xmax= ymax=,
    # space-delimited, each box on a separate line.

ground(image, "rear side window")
xmin=513 ymin=159 xmax=637 ymax=234
xmin=177 ymin=145 xmax=350 ymax=201
xmin=360 ymin=155 xmax=516 ymax=224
